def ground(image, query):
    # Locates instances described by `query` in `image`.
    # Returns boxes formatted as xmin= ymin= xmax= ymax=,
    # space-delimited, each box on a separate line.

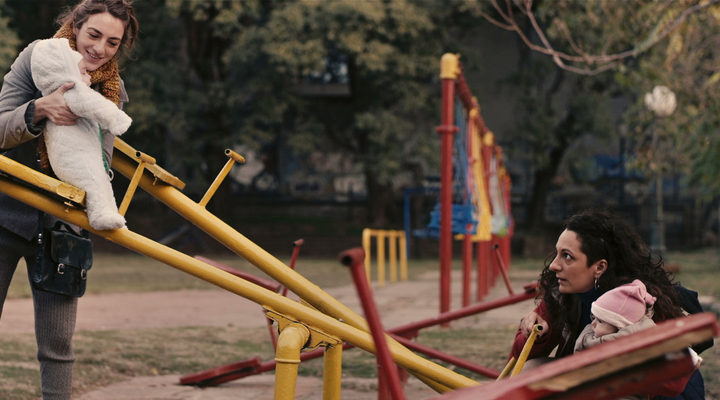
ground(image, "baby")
xmin=31 ymin=38 xmax=131 ymax=230
xmin=575 ymin=279 xmax=702 ymax=366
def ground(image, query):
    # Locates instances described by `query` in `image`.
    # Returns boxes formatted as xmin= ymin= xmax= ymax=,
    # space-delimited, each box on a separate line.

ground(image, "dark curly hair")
xmin=538 ymin=209 xmax=683 ymax=355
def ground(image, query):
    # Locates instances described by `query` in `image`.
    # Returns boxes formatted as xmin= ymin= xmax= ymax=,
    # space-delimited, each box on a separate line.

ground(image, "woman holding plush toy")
xmin=0 ymin=0 xmax=138 ymax=398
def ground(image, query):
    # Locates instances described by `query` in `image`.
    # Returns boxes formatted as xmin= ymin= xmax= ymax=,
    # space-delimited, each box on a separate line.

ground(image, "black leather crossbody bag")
xmin=31 ymin=219 xmax=93 ymax=297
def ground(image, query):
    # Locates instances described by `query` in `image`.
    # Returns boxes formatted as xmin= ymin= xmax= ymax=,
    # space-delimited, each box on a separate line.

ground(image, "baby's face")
xmin=78 ymin=59 xmax=92 ymax=86
xmin=591 ymin=317 xmax=618 ymax=338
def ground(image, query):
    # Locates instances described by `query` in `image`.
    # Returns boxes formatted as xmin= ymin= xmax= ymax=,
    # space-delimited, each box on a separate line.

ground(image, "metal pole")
xmin=322 ymin=344 xmax=343 ymax=400
xmin=340 ymin=248 xmax=406 ymax=400
xmin=274 ymin=323 xmax=310 ymax=400
xmin=437 ymin=53 xmax=460 ymax=317
xmin=510 ymin=325 xmax=542 ymax=377
xmin=462 ymin=230 xmax=472 ymax=306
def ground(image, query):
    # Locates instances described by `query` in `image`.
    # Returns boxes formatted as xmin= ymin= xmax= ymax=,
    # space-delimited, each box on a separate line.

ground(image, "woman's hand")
xmin=520 ymin=310 xmax=548 ymax=337
xmin=33 ymin=82 xmax=78 ymax=125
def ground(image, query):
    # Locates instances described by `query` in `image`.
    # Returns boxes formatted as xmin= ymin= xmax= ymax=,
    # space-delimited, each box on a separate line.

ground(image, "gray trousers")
xmin=0 ymin=226 xmax=77 ymax=400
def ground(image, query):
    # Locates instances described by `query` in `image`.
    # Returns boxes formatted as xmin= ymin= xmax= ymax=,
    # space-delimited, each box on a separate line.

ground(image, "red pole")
xmin=462 ymin=99 xmax=474 ymax=307
xmin=501 ymin=167 xmax=513 ymax=270
xmin=492 ymin=244 xmax=514 ymax=295
xmin=339 ymin=248 xmax=406 ymax=400
xmin=490 ymin=236 xmax=499 ymax=286
xmin=462 ymin=230 xmax=472 ymax=307
xmin=391 ymin=334 xmax=499 ymax=379
xmin=437 ymin=54 xmax=459 ymax=317
xmin=476 ymin=241 xmax=490 ymax=301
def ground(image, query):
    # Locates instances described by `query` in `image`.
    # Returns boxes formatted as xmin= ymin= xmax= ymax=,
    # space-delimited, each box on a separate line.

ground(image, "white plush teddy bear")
xmin=31 ymin=38 xmax=130 ymax=230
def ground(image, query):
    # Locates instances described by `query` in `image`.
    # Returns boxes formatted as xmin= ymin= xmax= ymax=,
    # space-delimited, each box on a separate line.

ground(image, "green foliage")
xmin=118 ymin=1 xmax=451 ymax=221
xmin=534 ymin=1 xmax=720 ymax=199
xmin=0 ymin=0 xmax=20 ymax=73
xmin=473 ymin=0 xmax=720 ymax=228
xmin=251 ymin=0 xmax=445 ymax=184
xmin=612 ymin=3 xmax=720 ymax=198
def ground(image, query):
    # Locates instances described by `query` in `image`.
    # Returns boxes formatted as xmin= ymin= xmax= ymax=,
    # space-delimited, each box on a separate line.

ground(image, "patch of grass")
xmin=86 ymin=326 xmax=273 ymax=397
xmin=415 ymin=325 xmax=517 ymax=381
xmin=667 ymin=247 xmax=720 ymax=299
xmin=0 ymin=319 xmax=275 ymax=399
xmin=0 ymin=337 xmax=42 ymax=399
xmin=2 ymin=250 xmax=718 ymax=399
xmin=296 ymin=348 xmax=380 ymax=379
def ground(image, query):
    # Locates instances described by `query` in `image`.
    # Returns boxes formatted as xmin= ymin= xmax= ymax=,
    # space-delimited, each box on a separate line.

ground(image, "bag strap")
xmin=98 ymin=125 xmax=113 ymax=180
xmin=37 ymin=212 xmax=90 ymax=240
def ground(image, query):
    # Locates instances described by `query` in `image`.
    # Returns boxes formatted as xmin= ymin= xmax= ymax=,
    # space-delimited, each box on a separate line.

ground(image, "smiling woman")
xmin=0 ymin=1 xmax=138 ymax=399
xmin=508 ymin=209 xmax=711 ymax=398
xmin=72 ymin=13 xmax=125 ymax=72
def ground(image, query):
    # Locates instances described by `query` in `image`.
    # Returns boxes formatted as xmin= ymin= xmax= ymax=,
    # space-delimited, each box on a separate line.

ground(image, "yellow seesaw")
xmin=0 ymin=138 xmax=478 ymax=399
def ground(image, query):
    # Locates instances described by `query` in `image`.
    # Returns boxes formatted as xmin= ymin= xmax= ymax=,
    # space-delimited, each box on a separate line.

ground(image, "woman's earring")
xmin=594 ymin=277 xmax=599 ymax=290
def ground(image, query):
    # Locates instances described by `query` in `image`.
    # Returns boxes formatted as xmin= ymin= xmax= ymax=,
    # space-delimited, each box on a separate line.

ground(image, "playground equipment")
xmin=0 ymin=138 xmax=479 ymax=391
xmin=341 ymin=248 xmax=405 ymax=400
xmin=437 ymin=312 xmax=718 ymax=399
xmin=178 ymin=239 xmax=304 ymax=385
xmin=0 ymin=56 xmax=716 ymax=399
xmin=408 ymin=53 xmax=515 ymax=315
xmin=0 ymin=135 xmax=716 ymax=398
xmin=361 ymin=228 xmax=408 ymax=287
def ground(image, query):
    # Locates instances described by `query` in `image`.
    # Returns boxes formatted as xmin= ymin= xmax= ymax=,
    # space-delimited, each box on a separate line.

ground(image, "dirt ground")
xmin=0 ymin=269 xmax=537 ymax=399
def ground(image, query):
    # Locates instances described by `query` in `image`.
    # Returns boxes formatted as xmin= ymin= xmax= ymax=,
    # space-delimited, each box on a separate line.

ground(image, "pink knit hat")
xmin=591 ymin=279 xmax=657 ymax=329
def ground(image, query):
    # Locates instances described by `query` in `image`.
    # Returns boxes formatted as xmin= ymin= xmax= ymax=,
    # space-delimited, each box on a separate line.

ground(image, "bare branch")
xmin=476 ymin=0 xmax=720 ymax=75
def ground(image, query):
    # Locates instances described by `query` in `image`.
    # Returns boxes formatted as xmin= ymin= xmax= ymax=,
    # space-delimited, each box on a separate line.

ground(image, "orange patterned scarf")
xmin=52 ymin=21 xmax=121 ymax=105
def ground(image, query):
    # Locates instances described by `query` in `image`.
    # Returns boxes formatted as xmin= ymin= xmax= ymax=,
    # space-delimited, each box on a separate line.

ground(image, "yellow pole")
xmin=388 ymin=230 xmax=398 ymax=283
xmin=0 ymin=161 xmax=478 ymax=391
xmin=510 ymin=325 xmax=542 ymax=376
xmin=496 ymin=357 xmax=516 ymax=380
xmin=198 ymin=149 xmax=245 ymax=208
xmin=377 ymin=230 xmax=386 ymax=287
xmin=398 ymin=230 xmax=408 ymax=281
xmin=362 ymin=228 xmax=372 ymax=283
xmin=322 ymin=344 xmax=343 ymax=400
xmin=118 ymin=151 xmax=154 ymax=215
xmin=415 ymin=372 xmax=453 ymax=393
xmin=274 ymin=323 xmax=310 ymax=400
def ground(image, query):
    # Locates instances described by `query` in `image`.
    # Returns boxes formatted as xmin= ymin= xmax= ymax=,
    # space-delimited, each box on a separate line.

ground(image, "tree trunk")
xmin=526 ymin=144 xmax=566 ymax=230
xmin=365 ymin=171 xmax=396 ymax=227
xmin=525 ymin=109 xmax=574 ymax=231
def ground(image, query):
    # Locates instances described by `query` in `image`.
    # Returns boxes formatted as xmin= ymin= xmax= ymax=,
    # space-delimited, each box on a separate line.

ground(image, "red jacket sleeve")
xmin=508 ymin=301 xmax=562 ymax=360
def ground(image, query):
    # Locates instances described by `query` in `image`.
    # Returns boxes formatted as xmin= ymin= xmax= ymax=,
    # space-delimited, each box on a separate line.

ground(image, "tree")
xmin=122 ymin=0 xmax=456 ymax=226
xmin=0 ymin=0 xmax=20 ymax=73
xmin=254 ymin=0 xmax=449 ymax=225
xmin=476 ymin=0 xmax=719 ymax=75
xmin=123 ymin=0 xmax=278 ymax=215
xmin=614 ymin=4 xmax=720 ymax=198
xmin=470 ymin=0 xmax=720 ymax=233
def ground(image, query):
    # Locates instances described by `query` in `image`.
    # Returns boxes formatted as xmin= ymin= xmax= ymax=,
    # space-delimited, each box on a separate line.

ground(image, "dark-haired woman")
xmin=510 ymin=210 xmax=708 ymax=398
xmin=0 ymin=1 xmax=138 ymax=398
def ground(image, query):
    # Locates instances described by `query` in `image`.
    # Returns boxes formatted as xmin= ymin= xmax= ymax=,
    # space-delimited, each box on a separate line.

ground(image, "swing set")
xmin=415 ymin=53 xmax=515 ymax=313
